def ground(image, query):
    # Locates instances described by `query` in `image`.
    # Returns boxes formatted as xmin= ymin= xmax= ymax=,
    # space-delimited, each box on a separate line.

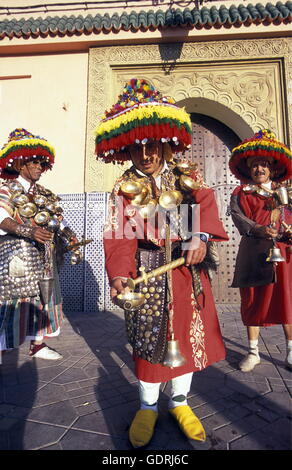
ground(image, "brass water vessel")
xmin=138 ymin=199 xmax=157 ymax=218
xmin=120 ymin=181 xmax=143 ymax=199
xmin=34 ymin=211 xmax=50 ymax=225
xmin=11 ymin=193 xmax=29 ymax=207
xmin=180 ymin=174 xmax=201 ymax=192
xmin=116 ymin=292 xmax=145 ymax=311
xmin=18 ymin=202 xmax=38 ymax=218
xmin=131 ymin=185 xmax=150 ymax=207
xmin=159 ymin=190 xmax=183 ymax=210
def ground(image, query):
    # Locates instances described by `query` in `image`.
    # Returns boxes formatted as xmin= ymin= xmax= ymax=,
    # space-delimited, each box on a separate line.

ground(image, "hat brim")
xmin=229 ymin=148 xmax=292 ymax=183
xmin=0 ymin=137 xmax=55 ymax=179
xmin=95 ymin=102 xmax=192 ymax=162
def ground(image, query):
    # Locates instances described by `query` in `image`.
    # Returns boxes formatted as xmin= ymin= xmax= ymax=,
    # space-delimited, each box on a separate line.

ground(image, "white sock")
xmin=140 ymin=402 xmax=158 ymax=412
xmin=287 ymin=340 xmax=292 ymax=350
xmin=168 ymin=373 xmax=193 ymax=409
xmin=249 ymin=339 xmax=259 ymax=357
xmin=138 ymin=380 xmax=160 ymax=412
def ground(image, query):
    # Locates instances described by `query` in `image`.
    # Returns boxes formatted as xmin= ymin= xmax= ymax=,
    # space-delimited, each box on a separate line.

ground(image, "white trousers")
xmin=139 ymin=372 xmax=193 ymax=409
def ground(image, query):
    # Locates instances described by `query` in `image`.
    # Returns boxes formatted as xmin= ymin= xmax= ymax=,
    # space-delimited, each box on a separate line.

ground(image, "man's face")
xmin=19 ymin=159 xmax=45 ymax=183
xmin=250 ymin=159 xmax=272 ymax=184
xmin=129 ymin=141 xmax=164 ymax=177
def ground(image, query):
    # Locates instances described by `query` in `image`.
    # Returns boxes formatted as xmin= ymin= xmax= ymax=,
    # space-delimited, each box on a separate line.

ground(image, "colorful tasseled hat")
xmin=95 ymin=78 xmax=192 ymax=163
xmin=229 ymin=129 xmax=292 ymax=183
xmin=0 ymin=128 xmax=55 ymax=179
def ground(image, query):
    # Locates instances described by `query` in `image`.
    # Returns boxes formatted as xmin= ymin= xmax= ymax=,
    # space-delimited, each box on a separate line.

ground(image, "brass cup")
xmin=176 ymin=161 xmax=191 ymax=174
xmin=159 ymin=190 xmax=183 ymax=210
xmin=179 ymin=174 xmax=201 ymax=192
xmin=120 ymin=181 xmax=143 ymax=199
xmin=33 ymin=194 xmax=47 ymax=207
xmin=138 ymin=199 xmax=157 ymax=218
xmin=18 ymin=202 xmax=38 ymax=218
xmin=34 ymin=211 xmax=50 ymax=225
xmin=11 ymin=193 xmax=29 ymax=207
xmin=243 ymin=184 xmax=255 ymax=192
xmin=257 ymin=188 xmax=272 ymax=197
xmin=8 ymin=181 xmax=24 ymax=193
xmin=46 ymin=202 xmax=57 ymax=213
xmin=116 ymin=292 xmax=145 ymax=311
xmin=47 ymin=218 xmax=60 ymax=232
xmin=131 ymin=186 xmax=150 ymax=207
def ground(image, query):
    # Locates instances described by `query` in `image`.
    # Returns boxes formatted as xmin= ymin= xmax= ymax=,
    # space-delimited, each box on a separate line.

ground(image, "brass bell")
xmin=34 ymin=211 xmax=50 ymax=225
xmin=159 ymin=190 xmax=183 ymax=210
xmin=120 ymin=181 xmax=143 ymax=199
xmin=11 ymin=193 xmax=29 ymax=207
xmin=180 ymin=174 xmax=201 ymax=192
xmin=162 ymin=338 xmax=186 ymax=368
xmin=266 ymin=246 xmax=285 ymax=263
xmin=18 ymin=202 xmax=37 ymax=218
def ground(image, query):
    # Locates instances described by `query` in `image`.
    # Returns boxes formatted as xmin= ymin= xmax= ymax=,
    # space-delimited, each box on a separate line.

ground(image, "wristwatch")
xmin=193 ymin=233 xmax=208 ymax=243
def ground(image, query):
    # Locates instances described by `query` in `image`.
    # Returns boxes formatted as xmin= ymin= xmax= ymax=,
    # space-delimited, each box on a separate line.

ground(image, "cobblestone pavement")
xmin=0 ymin=304 xmax=291 ymax=451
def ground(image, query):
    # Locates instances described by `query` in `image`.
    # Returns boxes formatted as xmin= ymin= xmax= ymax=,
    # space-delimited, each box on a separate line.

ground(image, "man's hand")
xmin=182 ymin=238 xmax=207 ymax=266
xmin=251 ymin=224 xmax=278 ymax=239
xmin=110 ymin=278 xmax=130 ymax=301
xmin=31 ymin=227 xmax=54 ymax=243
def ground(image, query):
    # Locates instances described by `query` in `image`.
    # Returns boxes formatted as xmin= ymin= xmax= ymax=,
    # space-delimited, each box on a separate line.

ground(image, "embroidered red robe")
xmin=104 ymin=180 xmax=229 ymax=383
xmin=231 ymin=185 xmax=292 ymax=327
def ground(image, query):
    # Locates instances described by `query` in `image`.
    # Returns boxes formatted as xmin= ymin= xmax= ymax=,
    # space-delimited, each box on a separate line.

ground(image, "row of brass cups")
xmin=9 ymin=184 xmax=62 ymax=231
xmin=244 ymin=184 xmax=291 ymax=206
xmin=120 ymin=175 xmax=200 ymax=217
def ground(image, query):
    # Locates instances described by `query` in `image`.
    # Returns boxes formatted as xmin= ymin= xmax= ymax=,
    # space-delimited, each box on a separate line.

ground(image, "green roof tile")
xmin=0 ymin=2 xmax=291 ymax=40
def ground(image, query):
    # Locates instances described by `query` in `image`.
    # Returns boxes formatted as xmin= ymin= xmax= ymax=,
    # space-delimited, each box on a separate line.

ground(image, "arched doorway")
xmin=183 ymin=114 xmax=242 ymax=303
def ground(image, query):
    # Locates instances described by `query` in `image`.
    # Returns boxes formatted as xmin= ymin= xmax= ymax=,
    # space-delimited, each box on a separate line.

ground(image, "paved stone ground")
xmin=0 ymin=304 xmax=291 ymax=451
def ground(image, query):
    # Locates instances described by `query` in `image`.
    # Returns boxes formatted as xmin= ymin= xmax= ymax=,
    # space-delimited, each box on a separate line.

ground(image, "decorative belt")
xmin=125 ymin=248 xmax=169 ymax=364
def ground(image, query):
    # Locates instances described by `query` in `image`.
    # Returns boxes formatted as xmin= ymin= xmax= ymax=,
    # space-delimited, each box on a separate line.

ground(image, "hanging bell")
xmin=266 ymin=246 xmax=285 ymax=263
xmin=162 ymin=338 xmax=186 ymax=368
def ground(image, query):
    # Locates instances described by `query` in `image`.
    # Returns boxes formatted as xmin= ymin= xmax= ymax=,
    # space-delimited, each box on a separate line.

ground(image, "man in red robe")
xmin=96 ymin=79 xmax=228 ymax=447
xmin=0 ymin=128 xmax=81 ymax=360
xmin=229 ymin=129 xmax=292 ymax=372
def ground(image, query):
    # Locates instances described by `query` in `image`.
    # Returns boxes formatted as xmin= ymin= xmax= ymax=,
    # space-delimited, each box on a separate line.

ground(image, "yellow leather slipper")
xmin=129 ymin=409 xmax=158 ymax=448
xmin=169 ymin=405 xmax=206 ymax=442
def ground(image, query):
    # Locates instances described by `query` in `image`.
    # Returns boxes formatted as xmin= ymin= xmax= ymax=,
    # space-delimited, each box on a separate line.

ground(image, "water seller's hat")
xmin=94 ymin=78 xmax=192 ymax=163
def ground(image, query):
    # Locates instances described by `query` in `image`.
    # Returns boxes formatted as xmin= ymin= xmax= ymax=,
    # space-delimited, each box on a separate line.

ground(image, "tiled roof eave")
xmin=0 ymin=2 xmax=291 ymax=40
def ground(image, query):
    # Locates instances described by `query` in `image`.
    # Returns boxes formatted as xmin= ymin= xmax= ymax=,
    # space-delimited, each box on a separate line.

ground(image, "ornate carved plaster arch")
xmin=86 ymin=38 xmax=291 ymax=192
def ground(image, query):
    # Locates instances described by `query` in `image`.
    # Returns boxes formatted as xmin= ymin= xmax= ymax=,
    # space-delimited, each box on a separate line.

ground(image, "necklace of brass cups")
xmin=8 ymin=180 xmax=63 ymax=232
xmin=120 ymin=161 xmax=201 ymax=218
xmin=243 ymin=183 xmax=291 ymax=206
